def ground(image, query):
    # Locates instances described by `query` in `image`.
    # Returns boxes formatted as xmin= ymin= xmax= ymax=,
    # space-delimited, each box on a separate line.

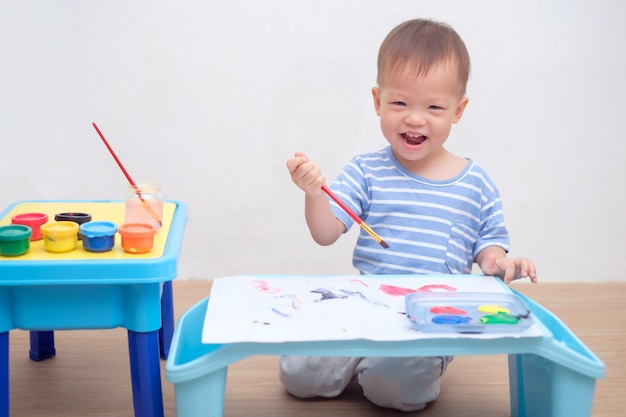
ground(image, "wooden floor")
xmin=7 ymin=280 xmax=626 ymax=417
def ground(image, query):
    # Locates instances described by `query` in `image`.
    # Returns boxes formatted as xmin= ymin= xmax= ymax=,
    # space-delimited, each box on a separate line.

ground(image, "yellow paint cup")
xmin=40 ymin=221 xmax=79 ymax=253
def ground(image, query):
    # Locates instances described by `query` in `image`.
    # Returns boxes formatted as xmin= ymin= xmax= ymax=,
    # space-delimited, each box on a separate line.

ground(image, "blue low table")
xmin=166 ymin=275 xmax=605 ymax=417
xmin=0 ymin=200 xmax=187 ymax=417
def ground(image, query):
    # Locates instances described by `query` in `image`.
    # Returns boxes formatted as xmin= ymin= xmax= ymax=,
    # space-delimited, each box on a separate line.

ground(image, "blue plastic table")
xmin=166 ymin=275 xmax=605 ymax=417
xmin=0 ymin=200 xmax=187 ymax=417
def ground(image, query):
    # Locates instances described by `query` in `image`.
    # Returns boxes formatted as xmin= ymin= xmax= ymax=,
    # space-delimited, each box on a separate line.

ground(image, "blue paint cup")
xmin=80 ymin=221 xmax=118 ymax=252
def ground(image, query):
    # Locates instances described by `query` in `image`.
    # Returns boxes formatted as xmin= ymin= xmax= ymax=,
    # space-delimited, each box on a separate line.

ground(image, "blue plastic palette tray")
xmin=405 ymin=292 xmax=534 ymax=333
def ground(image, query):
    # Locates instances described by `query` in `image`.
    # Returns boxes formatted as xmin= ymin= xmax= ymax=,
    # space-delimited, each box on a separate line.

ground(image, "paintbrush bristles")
xmin=357 ymin=221 xmax=389 ymax=249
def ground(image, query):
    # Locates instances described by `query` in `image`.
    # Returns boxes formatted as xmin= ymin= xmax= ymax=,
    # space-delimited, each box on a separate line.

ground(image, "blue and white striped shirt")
xmin=329 ymin=146 xmax=510 ymax=275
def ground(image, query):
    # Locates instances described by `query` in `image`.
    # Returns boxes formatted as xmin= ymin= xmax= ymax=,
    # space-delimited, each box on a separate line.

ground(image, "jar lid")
xmin=40 ymin=221 xmax=79 ymax=237
xmin=55 ymin=212 xmax=92 ymax=223
xmin=11 ymin=212 xmax=49 ymax=226
xmin=80 ymin=221 xmax=118 ymax=238
xmin=129 ymin=181 xmax=161 ymax=192
xmin=119 ymin=223 xmax=157 ymax=238
xmin=0 ymin=225 xmax=32 ymax=241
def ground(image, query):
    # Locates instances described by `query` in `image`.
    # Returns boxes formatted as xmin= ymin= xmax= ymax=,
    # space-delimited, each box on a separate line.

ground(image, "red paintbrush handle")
xmin=322 ymin=185 xmax=363 ymax=225
xmin=92 ymin=122 xmax=162 ymax=227
xmin=321 ymin=185 xmax=389 ymax=248
xmin=92 ymin=123 xmax=138 ymax=189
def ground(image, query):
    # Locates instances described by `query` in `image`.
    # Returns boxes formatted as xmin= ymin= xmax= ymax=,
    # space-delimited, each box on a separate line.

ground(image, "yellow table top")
xmin=0 ymin=201 xmax=176 ymax=261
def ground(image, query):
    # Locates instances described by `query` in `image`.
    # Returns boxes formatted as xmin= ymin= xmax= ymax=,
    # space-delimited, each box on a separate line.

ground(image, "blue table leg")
xmin=128 ymin=330 xmax=164 ymax=417
xmin=508 ymin=353 xmax=596 ymax=417
xmin=159 ymin=281 xmax=174 ymax=360
xmin=1 ymin=332 xmax=8 ymax=417
xmin=29 ymin=331 xmax=56 ymax=361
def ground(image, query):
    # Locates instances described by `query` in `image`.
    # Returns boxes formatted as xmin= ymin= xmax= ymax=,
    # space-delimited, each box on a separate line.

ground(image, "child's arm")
xmin=287 ymin=152 xmax=344 ymax=246
xmin=475 ymin=246 xmax=538 ymax=284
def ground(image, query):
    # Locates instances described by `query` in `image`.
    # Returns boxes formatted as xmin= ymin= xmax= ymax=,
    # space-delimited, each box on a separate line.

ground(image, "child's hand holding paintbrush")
xmin=286 ymin=152 xmax=388 ymax=248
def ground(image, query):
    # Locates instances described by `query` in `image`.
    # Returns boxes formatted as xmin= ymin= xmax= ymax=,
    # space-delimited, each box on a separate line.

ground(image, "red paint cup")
xmin=11 ymin=212 xmax=49 ymax=241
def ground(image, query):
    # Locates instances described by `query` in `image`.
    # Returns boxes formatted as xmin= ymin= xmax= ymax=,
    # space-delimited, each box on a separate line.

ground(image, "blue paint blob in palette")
xmin=405 ymin=292 xmax=534 ymax=333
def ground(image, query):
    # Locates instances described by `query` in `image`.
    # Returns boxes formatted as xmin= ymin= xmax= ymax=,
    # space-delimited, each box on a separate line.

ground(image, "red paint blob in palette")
xmin=430 ymin=306 xmax=468 ymax=315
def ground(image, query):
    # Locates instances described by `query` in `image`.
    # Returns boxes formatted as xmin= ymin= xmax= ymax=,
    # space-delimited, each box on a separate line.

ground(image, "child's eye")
xmin=428 ymin=105 xmax=443 ymax=110
xmin=391 ymin=101 xmax=406 ymax=107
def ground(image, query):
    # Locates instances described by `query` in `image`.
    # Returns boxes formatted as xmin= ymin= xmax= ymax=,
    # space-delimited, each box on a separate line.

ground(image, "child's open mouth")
xmin=402 ymin=133 xmax=427 ymax=146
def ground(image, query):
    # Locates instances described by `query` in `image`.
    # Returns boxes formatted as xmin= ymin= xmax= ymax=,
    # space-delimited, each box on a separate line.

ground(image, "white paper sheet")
xmin=201 ymin=275 xmax=544 ymax=344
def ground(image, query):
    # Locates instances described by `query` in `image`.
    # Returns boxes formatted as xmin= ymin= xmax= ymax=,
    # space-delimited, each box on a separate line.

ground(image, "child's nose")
xmin=404 ymin=110 xmax=427 ymax=127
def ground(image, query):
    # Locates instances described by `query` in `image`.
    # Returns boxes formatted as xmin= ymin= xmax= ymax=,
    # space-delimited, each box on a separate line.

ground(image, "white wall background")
xmin=1 ymin=1 xmax=624 ymax=283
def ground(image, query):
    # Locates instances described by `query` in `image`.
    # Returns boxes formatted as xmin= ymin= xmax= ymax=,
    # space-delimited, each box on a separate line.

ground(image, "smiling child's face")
xmin=372 ymin=61 xmax=469 ymax=172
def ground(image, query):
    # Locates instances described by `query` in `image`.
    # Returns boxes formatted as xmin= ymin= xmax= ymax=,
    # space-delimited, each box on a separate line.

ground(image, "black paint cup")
xmin=54 ymin=212 xmax=92 ymax=240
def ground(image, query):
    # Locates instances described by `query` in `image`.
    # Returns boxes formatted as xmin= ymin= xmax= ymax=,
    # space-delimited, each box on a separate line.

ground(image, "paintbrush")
xmin=92 ymin=122 xmax=163 ymax=227
xmin=322 ymin=185 xmax=389 ymax=248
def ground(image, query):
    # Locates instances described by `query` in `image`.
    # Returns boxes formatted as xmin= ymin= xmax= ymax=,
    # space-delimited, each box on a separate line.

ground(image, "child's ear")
xmin=372 ymin=87 xmax=381 ymax=116
xmin=454 ymin=96 xmax=469 ymax=123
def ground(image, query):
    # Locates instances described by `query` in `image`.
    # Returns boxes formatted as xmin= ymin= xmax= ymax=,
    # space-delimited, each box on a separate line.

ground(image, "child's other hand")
xmin=286 ymin=152 xmax=326 ymax=197
xmin=480 ymin=254 xmax=538 ymax=284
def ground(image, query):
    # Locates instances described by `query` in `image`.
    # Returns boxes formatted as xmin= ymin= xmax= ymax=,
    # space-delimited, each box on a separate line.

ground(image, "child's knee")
xmin=356 ymin=356 xmax=446 ymax=412
xmin=279 ymin=356 xmax=359 ymax=399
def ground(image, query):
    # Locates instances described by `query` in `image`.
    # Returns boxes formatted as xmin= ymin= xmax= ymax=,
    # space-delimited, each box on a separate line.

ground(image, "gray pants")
xmin=279 ymin=356 xmax=451 ymax=412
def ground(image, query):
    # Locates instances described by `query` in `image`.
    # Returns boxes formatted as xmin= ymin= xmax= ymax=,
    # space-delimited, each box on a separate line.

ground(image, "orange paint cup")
xmin=118 ymin=223 xmax=157 ymax=254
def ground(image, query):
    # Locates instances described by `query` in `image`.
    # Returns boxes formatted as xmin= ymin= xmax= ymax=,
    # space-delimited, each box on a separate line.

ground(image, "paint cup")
xmin=11 ymin=212 xmax=48 ymax=241
xmin=118 ymin=223 xmax=157 ymax=254
xmin=54 ymin=212 xmax=92 ymax=240
xmin=40 ymin=221 xmax=79 ymax=253
xmin=125 ymin=181 xmax=163 ymax=231
xmin=0 ymin=225 xmax=32 ymax=256
xmin=80 ymin=221 xmax=118 ymax=252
